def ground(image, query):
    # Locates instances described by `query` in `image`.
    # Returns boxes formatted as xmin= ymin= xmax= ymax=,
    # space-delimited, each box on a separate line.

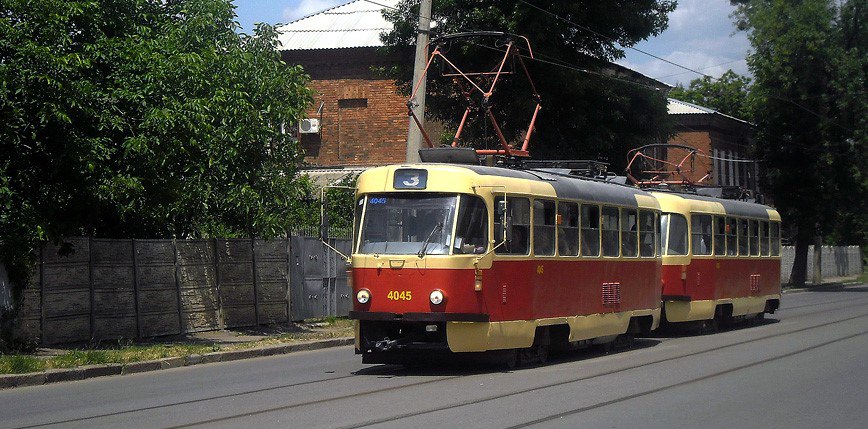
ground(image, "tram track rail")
xmin=14 ymin=290 xmax=868 ymax=429
xmin=507 ymin=329 xmax=868 ymax=429
xmin=341 ymin=310 xmax=868 ymax=429
xmin=173 ymin=295 xmax=868 ymax=429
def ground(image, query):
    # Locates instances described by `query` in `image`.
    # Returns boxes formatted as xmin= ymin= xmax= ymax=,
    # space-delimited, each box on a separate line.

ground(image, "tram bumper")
xmin=350 ymin=311 xmax=489 ymax=360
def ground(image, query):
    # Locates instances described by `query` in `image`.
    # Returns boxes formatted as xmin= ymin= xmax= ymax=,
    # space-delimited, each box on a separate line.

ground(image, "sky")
xmin=232 ymin=0 xmax=751 ymax=87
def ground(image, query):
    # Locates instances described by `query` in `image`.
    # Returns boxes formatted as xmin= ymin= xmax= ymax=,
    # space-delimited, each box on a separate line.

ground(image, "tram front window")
xmin=358 ymin=193 xmax=457 ymax=255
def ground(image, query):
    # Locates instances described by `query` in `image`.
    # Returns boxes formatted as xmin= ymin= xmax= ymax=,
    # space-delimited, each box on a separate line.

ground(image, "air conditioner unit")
xmin=299 ymin=118 xmax=320 ymax=134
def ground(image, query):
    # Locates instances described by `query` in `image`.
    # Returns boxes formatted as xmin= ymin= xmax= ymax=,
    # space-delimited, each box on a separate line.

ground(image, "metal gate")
xmin=289 ymin=236 xmax=351 ymax=320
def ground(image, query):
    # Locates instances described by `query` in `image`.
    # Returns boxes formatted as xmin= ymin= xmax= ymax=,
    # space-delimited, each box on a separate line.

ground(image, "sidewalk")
xmin=3 ymin=277 xmax=864 ymax=390
xmin=782 ymin=275 xmax=864 ymax=293
xmin=0 ymin=321 xmax=354 ymax=390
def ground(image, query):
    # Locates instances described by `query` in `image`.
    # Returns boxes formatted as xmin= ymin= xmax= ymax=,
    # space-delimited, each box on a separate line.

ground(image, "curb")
xmin=0 ymin=337 xmax=354 ymax=390
xmin=783 ymin=280 xmax=864 ymax=295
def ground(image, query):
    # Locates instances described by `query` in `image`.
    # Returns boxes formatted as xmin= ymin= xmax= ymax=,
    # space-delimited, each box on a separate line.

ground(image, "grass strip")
xmin=0 ymin=320 xmax=353 ymax=375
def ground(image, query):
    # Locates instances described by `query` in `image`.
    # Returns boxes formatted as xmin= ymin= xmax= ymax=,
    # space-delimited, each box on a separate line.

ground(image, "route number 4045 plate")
xmin=387 ymin=291 xmax=412 ymax=301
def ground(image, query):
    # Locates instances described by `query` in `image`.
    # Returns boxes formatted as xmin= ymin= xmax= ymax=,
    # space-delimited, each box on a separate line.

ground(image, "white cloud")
xmin=667 ymin=0 xmax=734 ymax=32
xmin=283 ymin=0 xmax=345 ymax=22
xmin=620 ymin=0 xmax=751 ymax=86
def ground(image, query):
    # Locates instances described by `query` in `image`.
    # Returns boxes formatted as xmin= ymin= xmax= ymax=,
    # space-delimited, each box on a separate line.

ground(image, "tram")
xmin=346 ymin=162 xmax=662 ymax=365
xmin=653 ymin=191 xmax=781 ymax=329
xmin=331 ymin=32 xmax=781 ymax=365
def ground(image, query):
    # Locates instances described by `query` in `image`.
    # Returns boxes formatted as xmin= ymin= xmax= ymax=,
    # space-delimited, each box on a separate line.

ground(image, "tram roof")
xmin=456 ymin=165 xmax=657 ymax=207
xmin=652 ymin=190 xmax=777 ymax=219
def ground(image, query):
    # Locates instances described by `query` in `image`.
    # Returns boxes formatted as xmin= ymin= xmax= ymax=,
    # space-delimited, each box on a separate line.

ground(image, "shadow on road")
xmin=647 ymin=316 xmax=780 ymax=339
xmin=350 ymin=338 xmax=663 ymax=377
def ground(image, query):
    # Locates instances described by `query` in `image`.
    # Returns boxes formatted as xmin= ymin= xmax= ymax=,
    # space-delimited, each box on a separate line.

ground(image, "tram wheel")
xmin=536 ymin=345 xmax=549 ymax=364
xmin=614 ymin=333 xmax=635 ymax=349
xmin=701 ymin=317 xmax=719 ymax=334
xmin=504 ymin=349 xmax=519 ymax=369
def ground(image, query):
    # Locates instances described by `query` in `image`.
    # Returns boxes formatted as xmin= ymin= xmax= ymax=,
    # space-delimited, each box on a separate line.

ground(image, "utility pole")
xmin=405 ymin=0 xmax=433 ymax=163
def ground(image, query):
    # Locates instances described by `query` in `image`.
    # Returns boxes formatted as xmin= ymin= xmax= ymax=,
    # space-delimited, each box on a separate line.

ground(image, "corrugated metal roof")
xmin=277 ymin=0 xmax=400 ymax=51
xmin=668 ymin=98 xmax=752 ymax=125
xmin=668 ymin=98 xmax=716 ymax=114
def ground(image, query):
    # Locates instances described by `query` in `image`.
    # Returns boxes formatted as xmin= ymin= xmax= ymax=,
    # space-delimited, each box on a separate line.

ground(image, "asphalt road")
xmin=3 ymin=284 xmax=868 ymax=429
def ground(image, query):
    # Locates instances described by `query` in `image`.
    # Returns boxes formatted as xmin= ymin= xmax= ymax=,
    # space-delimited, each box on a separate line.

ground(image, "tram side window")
xmin=726 ymin=217 xmax=738 ymax=256
xmin=738 ymin=218 xmax=749 ymax=256
xmin=639 ymin=210 xmax=656 ymax=257
xmin=453 ymin=195 xmax=488 ymax=254
xmin=557 ymin=202 xmax=579 ymax=256
xmin=581 ymin=204 xmax=601 ymax=257
xmin=661 ymin=213 xmax=688 ymax=256
xmin=749 ymin=220 xmax=760 ymax=256
xmin=494 ymin=196 xmax=530 ymax=255
xmin=621 ymin=209 xmax=638 ymax=257
xmin=760 ymin=221 xmax=770 ymax=256
xmin=770 ymin=222 xmax=781 ymax=256
xmin=533 ymin=199 xmax=556 ymax=256
xmin=691 ymin=214 xmax=713 ymax=255
xmin=713 ymin=216 xmax=726 ymax=255
xmin=601 ymin=206 xmax=620 ymax=257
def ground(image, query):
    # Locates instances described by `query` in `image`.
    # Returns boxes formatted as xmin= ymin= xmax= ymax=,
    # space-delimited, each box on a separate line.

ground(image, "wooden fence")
xmin=16 ymin=236 xmax=347 ymax=345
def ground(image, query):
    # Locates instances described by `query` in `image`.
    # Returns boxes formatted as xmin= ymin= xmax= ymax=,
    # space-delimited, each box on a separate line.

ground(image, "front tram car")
xmin=348 ymin=163 xmax=662 ymax=365
xmin=653 ymin=191 xmax=782 ymax=329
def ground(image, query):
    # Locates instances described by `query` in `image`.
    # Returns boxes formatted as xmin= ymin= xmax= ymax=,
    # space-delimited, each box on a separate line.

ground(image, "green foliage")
xmin=0 ymin=355 xmax=43 ymax=374
xmin=292 ymin=173 xmax=359 ymax=237
xmin=668 ymin=70 xmax=753 ymax=119
xmin=734 ymin=0 xmax=867 ymax=282
xmin=0 ymin=1 xmax=314 ymax=285
xmin=381 ymin=0 xmax=676 ymax=171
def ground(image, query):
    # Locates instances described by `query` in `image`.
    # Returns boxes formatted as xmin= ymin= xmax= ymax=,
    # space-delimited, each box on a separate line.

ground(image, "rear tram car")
xmin=653 ymin=191 xmax=782 ymax=329
xmin=347 ymin=163 xmax=663 ymax=365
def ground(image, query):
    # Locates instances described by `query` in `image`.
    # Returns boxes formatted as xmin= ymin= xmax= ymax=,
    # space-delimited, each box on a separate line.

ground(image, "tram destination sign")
xmin=394 ymin=169 xmax=428 ymax=189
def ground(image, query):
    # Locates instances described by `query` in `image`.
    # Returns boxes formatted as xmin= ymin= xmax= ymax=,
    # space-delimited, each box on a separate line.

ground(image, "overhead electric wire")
xmin=515 ymin=0 xmax=715 ymax=80
xmin=365 ymin=0 xmax=717 ymax=86
xmin=465 ymin=40 xmax=666 ymax=93
xmin=515 ymin=0 xmax=856 ymax=134
xmin=366 ymin=0 xmax=855 ymax=134
xmin=654 ymin=59 xmax=745 ymax=80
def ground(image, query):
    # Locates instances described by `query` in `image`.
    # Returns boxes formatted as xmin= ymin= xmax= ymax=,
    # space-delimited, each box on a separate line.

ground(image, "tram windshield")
xmin=357 ymin=193 xmax=476 ymax=255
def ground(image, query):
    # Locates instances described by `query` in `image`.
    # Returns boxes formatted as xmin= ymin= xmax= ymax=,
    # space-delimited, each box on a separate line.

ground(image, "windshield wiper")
xmin=417 ymin=222 xmax=444 ymax=258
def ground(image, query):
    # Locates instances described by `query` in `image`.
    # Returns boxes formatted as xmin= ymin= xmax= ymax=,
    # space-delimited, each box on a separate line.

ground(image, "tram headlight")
xmin=356 ymin=289 xmax=371 ymax=304
xmin=429 ymin=289 xmax=445 ymax=305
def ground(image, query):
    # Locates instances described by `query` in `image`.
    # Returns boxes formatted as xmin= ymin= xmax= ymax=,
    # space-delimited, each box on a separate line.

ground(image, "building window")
xmin=337 ymin=98 xmax=368 ymax=108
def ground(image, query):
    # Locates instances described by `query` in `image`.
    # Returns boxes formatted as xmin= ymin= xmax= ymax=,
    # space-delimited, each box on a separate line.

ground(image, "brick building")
xmin=277 ymin=0 xmax=757 ymax=192
xmin=666 ymin=98 xmax=758 ymax=193
xmin=278 ymin=0 xmax=411 ymax=169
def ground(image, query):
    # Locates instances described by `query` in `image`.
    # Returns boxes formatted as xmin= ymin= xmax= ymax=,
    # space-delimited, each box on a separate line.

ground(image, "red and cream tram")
xmin=347 ymin=163 xmax=663 ymax=364
xmin=653 ymin=191 xmax=782 ymax=329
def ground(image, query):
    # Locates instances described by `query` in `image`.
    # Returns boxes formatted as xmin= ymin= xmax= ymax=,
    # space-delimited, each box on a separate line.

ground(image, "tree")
xmin=733 ymin=0 xmax=867 ymax=286
xmin=668 ymin=70 xmax=753 ymax=119
xmin=381 ymin=0 xmax=677 ymax=171
xmin=0 ymin=0 xmax=313 ymax=288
